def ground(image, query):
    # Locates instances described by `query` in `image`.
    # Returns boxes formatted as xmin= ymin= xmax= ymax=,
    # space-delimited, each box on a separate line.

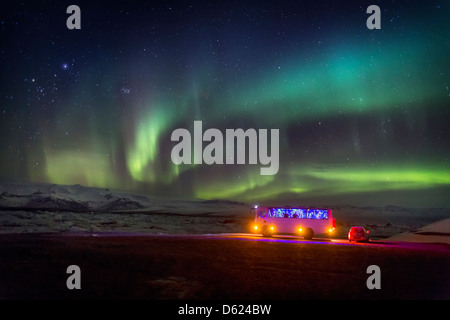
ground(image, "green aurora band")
xmin=39 ymin=33 xmax=450 ymax=205
xmin=2 ymin=1 xmax=449 ymax=207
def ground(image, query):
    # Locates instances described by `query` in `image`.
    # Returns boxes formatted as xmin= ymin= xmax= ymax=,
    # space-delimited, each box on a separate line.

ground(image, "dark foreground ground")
xmin=0 ymin=233 xmax=449 ymax=300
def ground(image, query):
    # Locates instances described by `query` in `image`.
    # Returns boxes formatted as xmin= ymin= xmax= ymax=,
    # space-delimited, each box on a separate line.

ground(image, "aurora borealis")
xmin=1 ymin=1 xmax=449 ymax=207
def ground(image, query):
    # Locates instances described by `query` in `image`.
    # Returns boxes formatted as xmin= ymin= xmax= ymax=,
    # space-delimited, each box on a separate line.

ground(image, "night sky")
xmin=1 ymin=1 xmax=449 ymax=207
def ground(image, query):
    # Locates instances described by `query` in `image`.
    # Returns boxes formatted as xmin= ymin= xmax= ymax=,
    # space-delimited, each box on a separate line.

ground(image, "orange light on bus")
xmin=270 ymin=226 xmax=274 ymax=231
xmin=253 ymin=225 xmax=258 ymax=231
xmin=298 ymin=228 xmax=302 ymax=233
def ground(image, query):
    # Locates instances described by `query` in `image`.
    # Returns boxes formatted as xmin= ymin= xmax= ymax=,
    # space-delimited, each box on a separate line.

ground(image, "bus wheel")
xmin=304 ymin=228 xmax=314 ymax=240
xmin=261 ymin=226 xmax=273 ymax=237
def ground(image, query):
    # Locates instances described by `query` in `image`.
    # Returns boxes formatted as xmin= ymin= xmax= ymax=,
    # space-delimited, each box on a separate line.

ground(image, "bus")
xmin=250 ymin=206 xmax=336 ymax=239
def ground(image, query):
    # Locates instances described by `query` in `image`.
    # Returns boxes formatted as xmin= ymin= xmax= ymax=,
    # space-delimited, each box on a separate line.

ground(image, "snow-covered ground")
xmin=0 ymin=181 xmax=251 ymax=234
xmin=0 ymin=181 xmax=449 ymax=243
xmin=387 ymin=218 xmax=450 ymax=244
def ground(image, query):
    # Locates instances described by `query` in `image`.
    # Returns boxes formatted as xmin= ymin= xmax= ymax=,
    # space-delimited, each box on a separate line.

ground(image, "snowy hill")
xmin=0 ymin=181 xmax=154 ymax=211
xmin=387 ymin=218 xmax=450 ymax=244
xmin=0 ymin=181 xmax=248 ymax=215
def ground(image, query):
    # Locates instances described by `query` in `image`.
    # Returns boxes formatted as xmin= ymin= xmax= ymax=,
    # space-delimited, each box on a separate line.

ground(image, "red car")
xmin=348 ymin=226 xmax=370 ymax=242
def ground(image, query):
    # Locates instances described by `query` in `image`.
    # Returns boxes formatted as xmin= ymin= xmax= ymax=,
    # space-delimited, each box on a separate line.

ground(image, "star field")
xmin=0 ymin=0 xmax=449 ymax=207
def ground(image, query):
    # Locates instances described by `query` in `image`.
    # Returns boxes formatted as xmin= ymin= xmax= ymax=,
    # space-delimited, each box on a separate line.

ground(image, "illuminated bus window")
xmin=307 ymin=209 xmax=328 ymax=219
xmin=269 ymin=208 xmax=285 ymax=218
xmin=296 ymin=208 xmax=307 ymax=218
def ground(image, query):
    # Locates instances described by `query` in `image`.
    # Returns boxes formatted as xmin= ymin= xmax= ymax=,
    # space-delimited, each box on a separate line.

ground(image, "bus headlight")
xmin=270 ymin=226 xmax=274 ymax=231
xmin=253 ymin=225 xmax=258 ymax=231
xmin=298 ymin=228 xmax=302 ymax=233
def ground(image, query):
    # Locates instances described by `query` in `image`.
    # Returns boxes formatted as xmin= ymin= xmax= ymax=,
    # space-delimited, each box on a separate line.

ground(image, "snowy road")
xmin=0 ymin=233 xmax=449 ymax=299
